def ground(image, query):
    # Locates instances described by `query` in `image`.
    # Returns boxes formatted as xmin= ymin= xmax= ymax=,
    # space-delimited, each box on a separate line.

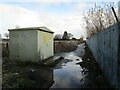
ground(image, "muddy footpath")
xmin=2 ymin=42 xmax=115 ymax=89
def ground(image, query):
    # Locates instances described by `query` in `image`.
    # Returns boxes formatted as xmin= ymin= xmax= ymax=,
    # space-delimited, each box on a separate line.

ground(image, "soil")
xmin=78 ymin=42 xmax=115 ymax=89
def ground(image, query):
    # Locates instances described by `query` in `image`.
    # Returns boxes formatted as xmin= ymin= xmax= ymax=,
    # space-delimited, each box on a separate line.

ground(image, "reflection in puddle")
xmin=51 ymin=43 xmax=86 ymax=88
xmin=51 ymin=60 xmax=84 ymax=88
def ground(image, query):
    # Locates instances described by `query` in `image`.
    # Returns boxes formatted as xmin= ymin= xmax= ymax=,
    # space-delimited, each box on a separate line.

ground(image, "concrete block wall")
xmin=118 ymin=1 xmax=120 ymax=21
xmin=86 ymin=22 xmax=120 ymax=88
xmin=118 ymin=22 xmax=120 ymax=88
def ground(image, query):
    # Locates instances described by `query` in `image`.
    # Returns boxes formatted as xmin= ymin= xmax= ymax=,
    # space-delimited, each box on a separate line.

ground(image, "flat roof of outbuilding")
xmin=8 ymin=27 xmax=54 ymax=33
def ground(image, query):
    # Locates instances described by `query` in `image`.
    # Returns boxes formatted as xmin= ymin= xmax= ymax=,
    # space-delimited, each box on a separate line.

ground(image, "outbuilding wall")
xmin=9 ymin=30 xmax=38 ymax=62
xmin=37 ymin=31 xmax=53 ymax=60
xmin=9 ymin=29 xmax=54 ymax=62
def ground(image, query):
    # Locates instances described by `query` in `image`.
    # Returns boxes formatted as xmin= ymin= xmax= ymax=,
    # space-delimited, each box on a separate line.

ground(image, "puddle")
xmin=3 ymin=43 xmax=112 ymax=88
xmin=51 ymin=60 xmax=84 ymax=88
xmin=50 ymin=43 xmax=86 ymax=88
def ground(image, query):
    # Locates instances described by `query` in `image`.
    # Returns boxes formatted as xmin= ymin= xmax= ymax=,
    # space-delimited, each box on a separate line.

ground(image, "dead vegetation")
xmin=2 ymin=55 xmax=65 ymax=88
xmin=54 ymin=40 xmax=82 ymax=53
xmin=82 ymin=2 xmax=118 ymax=38
xmin=2 ymin=40 xmax=81 ymax=88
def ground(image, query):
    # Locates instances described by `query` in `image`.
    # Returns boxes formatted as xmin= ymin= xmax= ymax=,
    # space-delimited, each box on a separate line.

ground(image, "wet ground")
xmin=51 ymin=43 xmax=86 ymax=88
xmin=2 ymin=43 xmax=113 ymax=89
xmin=50 ymin=43 xmax=113 ymax=88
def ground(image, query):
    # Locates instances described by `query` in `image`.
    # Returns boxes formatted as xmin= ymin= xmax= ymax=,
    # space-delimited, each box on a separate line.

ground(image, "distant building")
xmin=8 ymin=27 xmax=54 ymax=62
xmin=2 ymin=39 xmax=9 ymax=48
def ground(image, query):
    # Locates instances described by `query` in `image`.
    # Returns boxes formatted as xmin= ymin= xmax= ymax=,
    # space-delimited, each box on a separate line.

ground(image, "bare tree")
xmin=62 ymin=31 xmax=69 ymax=40
xmin=62 ymin=31 xmax=74 ymax=40
xmin=68 ymin=33 xmax=73 ymax=39
xmin=54 ymin=34 xmax=62 ymax=40
xmin=82 ymin=2 xmax=117 ymax=38
xmin=4 ymin=33 xmax=9 ymax=39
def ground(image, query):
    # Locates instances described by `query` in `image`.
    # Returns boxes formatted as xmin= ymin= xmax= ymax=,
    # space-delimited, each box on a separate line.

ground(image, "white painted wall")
xmin=37 ymin=31 xmax=53 ymax=61
xmin=9 ymin=29 xmax=54 ymax=62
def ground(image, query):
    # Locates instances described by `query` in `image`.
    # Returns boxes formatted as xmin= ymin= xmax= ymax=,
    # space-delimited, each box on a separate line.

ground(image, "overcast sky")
xmin=0 ymin=0 xmax=119 ymax=38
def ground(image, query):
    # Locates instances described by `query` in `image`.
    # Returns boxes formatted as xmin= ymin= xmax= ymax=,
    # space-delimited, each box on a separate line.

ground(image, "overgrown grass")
xmin=3 ymin=73 xmax=37 ymax=88
xmin=2 ymin=57 xmax=63 ymax=88
xmin=15 ymin=60 xmax=42 ymax=67
xmin=2 ymin=49 xmax=9 ymax=57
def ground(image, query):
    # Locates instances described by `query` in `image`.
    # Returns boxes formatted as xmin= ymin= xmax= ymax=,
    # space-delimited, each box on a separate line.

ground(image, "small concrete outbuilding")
xmin=8 ymin=27 xmax=54 ymax=62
